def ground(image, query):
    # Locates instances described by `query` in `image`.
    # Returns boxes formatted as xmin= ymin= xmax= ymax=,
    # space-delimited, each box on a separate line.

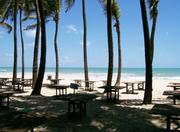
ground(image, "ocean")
xmin=0 ymin=67 xmax=180 ymax=78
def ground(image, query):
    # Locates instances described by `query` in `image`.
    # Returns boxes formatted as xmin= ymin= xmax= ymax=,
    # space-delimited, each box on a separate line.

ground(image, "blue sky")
xmin=0 ymin=0 xmax=180 ymax=68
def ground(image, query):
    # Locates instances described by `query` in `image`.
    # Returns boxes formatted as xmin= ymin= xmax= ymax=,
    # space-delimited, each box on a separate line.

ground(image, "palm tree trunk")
xmin=31 ymin=0 xmax=46 ymax=95
xmin=82 ymin=0 xmax=89 ymax=87
xmin=115 ymin=20 xmax=122 ymax=86
xmin=32 ymin=0 xmax=40 ymax=88
xmin=13 ymin=0 xmax=17 ymax=84
xmin=140 ymin=0 xmax=152 ymax=104
xmin=150 ymin=16 xmax=157 ymax=63
xmin=54 ymin=12 xmax=59 ymax=81
xmin=107 ymin=0 xmax=114 ymax=87
xmin=19 ymin=7 xmax=24 ymax=81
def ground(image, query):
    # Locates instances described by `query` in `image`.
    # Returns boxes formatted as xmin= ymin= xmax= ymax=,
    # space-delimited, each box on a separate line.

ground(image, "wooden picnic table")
xmin=0 ymin=90 xmax=14 ymax=107
xmin=73 ymin=79 xmax=83 ymax=87
xmin=50 ymin=85 xmax=69 ymax=96
xmin=167 ymin=84 xmax=180 ymax=90
xmin=83 ymin=80 xmax=96 ymax=91
xmin=150 ymin=104 xmax=180 ymax=131
xmin=55 ymin=93 xmax=96 ymax=118
xmin=0 ymin=78 xmax=10 ymax=88
xmin=98 ymin=85 xmax=125 ymax=102
xmin=134 ymin=81 xmax=145 ymax=90
xmin=101 ymin=80 xmax=107 ymax=86
xmin=49 ymin=78 xmax=63 ymax=85
xmin=163 ymin=90 xmax=180 ymax=104
xmin=123 ymin=82 xmax=136 ymax=94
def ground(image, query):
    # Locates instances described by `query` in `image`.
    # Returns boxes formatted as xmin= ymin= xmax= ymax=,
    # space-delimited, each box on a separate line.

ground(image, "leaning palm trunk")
xmin=19 ymin=7 xmax=25 ymax=81
xmin=114 ymin=20 xmax=122 ymax=86
xmin=12 ymin=0 xmax=17 ymax=84
xmin=82 ymin=0 xmax=89 ymax=87
xmin=32 ymin=0 xmax=40 ymax=88
xmin=106 ymin=0 xmax=114 ymax=87
xmin=31 ymin=0 xmax=46 ymax=95
xmin=140 ymin=0 xmax=152 ymax=104
xmin=54 ymin=12 xmax=59 ymax=81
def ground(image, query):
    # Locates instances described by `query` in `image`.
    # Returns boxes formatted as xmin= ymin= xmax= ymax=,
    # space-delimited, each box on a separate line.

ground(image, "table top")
xmin=98 ymin=85 xmax=126 ymax=90
xmin=150 ymin=104 xmax=180 ymax=116
xmin=74 ymin=79 xmax=83 ymax=81
xmin=83 ymin=80 xmax=96 ymax=83
xmin=163 ymin=90 xmax=180 ymax=95
xmin=167 ymin=84 xmax=180 ymax=87
xmin=50 ymin=79 xmax=63 ymax=81
xmin=51 ymin=85 xmax=69 ymax=89
xmin=0 ymin=78 xmax=10 ymax=80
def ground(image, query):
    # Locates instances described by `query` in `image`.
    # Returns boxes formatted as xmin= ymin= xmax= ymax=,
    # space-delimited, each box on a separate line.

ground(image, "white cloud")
xmin=66 ymin=24 xmax=78 ymax=34
xmin=80 ymin=41 xmax=91 ymax=47
xmin=25 ymin=30 xmax=36 ymax=38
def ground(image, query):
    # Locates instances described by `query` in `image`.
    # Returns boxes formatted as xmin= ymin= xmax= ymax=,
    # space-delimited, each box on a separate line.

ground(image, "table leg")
xmin=132 ymin=84 xmax=134 ymax=94
xmin=173 ymin=96 xmax=176 ymax=105
xmin=167 ymin=116 xmax=171 ymax=131
xmin=126 ymin=84 xmax=128 ymax=93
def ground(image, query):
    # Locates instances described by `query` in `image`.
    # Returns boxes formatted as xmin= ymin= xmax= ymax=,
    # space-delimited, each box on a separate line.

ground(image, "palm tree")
xmin=48 ymin=0 xmax=61 ymax=82
xmin=106 ymin=0 xmax=114 ymax=86
xmin=12 ymin=0 xmax=18 ymax=85
xmin=32 ymin=0 xmax=41 ymax=88
xmin=65 ymin=0 xmax=89 ymax=87
xmin=0 ymin=0 xmax=18 ymax=84
xmin=112 ymin=1 xmax=121 ymax=86
xmin=31 ymin=0 xmax=46 ymax=95
xmin=19 ymin=1 xmax=25 ymax=82
xmin=139 ymin=0 xmax=159 ymax=104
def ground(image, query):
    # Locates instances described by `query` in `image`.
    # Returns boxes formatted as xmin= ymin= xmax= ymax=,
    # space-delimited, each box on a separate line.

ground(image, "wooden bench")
xmin=55 ymin=94 xmax=96 ymax=118
xmin=0 ymin=91 xmax=14 ymax=108
xmin=163 ymin=90 xmax=180 ymax=104
xmin=150 ymin=104 xmax=180 ymax=131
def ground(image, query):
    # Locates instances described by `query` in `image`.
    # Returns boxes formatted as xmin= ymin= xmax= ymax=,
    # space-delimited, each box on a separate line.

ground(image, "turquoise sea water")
xmin=0 ymin=67 xmax=180 ymax=77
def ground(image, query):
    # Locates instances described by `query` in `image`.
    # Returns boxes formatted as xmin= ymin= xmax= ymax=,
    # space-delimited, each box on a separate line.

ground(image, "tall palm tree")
xmin=112 ymin=1 xmax=121 ymax=86
xmin=32 ymin=0 xmax=41 ymax=88
xmin=48 ymin=0 xmax=61 ymax=82
xmin=65 ymin=0 xmax=89 ymax=87
xmin=106 ymin=0 xmax=114 ymax=86
xmin=19 ymin=1 xmax=25 ymax=82
xmin=139 ymin=0 xmax=159 ymax=104
xmin=98 ymin=0 xmax=114 ymax=87
xmin=0 ymin=0 xmax=18 ymax=84
xmin=12 ymin=0 xmax=18 ymax=85
xmin=31 ymin=0 xmax=46 ymax=95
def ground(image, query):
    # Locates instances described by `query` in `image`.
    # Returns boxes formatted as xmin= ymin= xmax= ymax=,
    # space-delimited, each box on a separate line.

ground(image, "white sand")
xmin=1 ymin=72 xmax=179 ymax=101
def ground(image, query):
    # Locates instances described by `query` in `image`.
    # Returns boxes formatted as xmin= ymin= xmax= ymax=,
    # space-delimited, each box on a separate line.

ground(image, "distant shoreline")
xmin=0 ymin=67 xmax=180 ymax=78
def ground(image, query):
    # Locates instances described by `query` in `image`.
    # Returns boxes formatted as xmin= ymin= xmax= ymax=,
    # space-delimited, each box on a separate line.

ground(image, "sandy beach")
xmin=0 ymin=72 xmax=179 ymax=131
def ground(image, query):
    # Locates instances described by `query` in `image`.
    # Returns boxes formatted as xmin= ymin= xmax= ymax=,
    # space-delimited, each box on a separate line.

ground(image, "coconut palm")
xmin=65 ymin=0 xmax=89 ymax=87
xmin=46 ymin=0 xmax=61 ymax=82
xmin=139 ymin=0 xmax=159 ymax=104
xmin=18 ymin=1 xmax=25 ymax=82
xmin=99 ymin=0 xmax=114 ymax=87
xmin=112 ymin=1 xmax=121 ymax=86
xmin=31 ymin=0 xmax=46 ymax=95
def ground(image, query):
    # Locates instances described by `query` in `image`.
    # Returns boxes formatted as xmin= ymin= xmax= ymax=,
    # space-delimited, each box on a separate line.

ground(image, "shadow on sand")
xmin=0 ymin=96 xmax=166 ymax=132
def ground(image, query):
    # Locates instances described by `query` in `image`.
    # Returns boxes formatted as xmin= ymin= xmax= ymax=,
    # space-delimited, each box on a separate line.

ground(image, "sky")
xmin=0 ymin=0 xmax=180 ymax=68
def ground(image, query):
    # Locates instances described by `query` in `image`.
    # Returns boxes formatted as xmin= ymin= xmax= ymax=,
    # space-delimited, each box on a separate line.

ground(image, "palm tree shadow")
xmin=0 ymin=96 xmax=166 ymax=132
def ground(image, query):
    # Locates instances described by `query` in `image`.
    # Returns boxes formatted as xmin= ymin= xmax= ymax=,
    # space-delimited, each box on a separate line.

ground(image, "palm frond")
xmin=65 ymin=0 xmax=75 ymax=13
xmin=0 ymin=22 xmax=12 ymax=33
xmin=112 ymin=0 xmax=121 ymax=20
xmin=148 ymin=0 xmax=159 ymax=19
xmin=24 ymin=23 xmax=37 ymax=30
